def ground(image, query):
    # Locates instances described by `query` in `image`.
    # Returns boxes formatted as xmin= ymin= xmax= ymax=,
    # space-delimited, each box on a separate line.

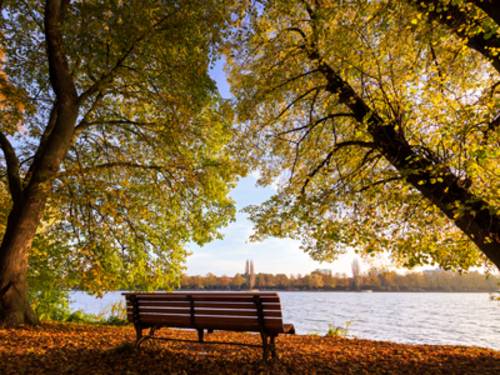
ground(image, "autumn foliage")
xmin=0 ymin=323 xmax=498 ymax=374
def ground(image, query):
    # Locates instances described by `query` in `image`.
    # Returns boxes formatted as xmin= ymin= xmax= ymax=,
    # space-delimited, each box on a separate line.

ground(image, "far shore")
xmin=177 ymin=289 xmax=499 ymax=293
xmin=71 ymin=289 xmax=498 ymax=294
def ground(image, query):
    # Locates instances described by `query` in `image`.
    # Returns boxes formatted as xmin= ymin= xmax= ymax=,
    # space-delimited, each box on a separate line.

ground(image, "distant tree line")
xmin=180 ymin=269 xmax=499 ymax=292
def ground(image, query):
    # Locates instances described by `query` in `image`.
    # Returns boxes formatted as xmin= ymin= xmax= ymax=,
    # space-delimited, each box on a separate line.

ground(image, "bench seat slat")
xmin=127 ymin=306 xmax=282 ymax=317
xmin=133 ymin=301 xmax=281 ymax=310
xmin=134 ymin=301 xmax=191 ymax=308
xmin=136 ymin=315 xmax=262 ymax=328
xmin=194 ymin=309 xmax=281 ymax=317
xmin=126 ymin=293 xmax=278 ymax=297
xmin=128 ymin=312 xmax=282 ymax=321
xmin=194 ymin=302 xmax=281 ymax=309
xmin=137 ymin=296 xmax=279 ymax=303
xmin=130 ymin=295 xmax=279 ymax=303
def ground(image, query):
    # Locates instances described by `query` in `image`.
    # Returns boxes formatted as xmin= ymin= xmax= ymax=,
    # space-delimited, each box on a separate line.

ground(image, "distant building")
xmin=245 ymin=259 xmax=256 ymax=290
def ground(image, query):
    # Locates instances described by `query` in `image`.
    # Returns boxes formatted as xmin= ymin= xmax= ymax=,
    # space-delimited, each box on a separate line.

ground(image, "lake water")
xmin=70 ymin=291 xmax=500 ymax=350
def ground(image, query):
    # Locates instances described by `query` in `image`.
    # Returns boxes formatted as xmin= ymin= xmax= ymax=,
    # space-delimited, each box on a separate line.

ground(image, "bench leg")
xmin=197 ymin=328 xmax=204 ymax=343
xmin=134 ymin=323 xmax=145 ymax=349
xmin=134 ymin=323 xmax=143 ymax=341
xmin=270 ymin=335 xmax=277 ymax=359
xmin=260 ymin=332 xmax=269 ymax=361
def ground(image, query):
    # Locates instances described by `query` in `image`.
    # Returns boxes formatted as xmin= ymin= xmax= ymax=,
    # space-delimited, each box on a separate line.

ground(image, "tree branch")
xmin=273 ymin=85 xmax=326 ymax=123
xmin=301 ymin=140 xmax=375 ymax=194
xmin=76 ymin=119 xmax=157 ymax=133
xmin=58 ymin=161 xmax=182 ymax=177
xmin=45 ymin=0 xmax=78 ymax=102
xmin=77 ymin=9 xmax=180 ymax=105
xmin=276 ymin=113 xmax=354 ymax=136
xmin=78 ymin=43 xmax=135 ymax=105
xmin=264 ymin=69 xmax=320 ymax=94
xmin=0 ymin=132 xmax=22 ymax=201
xmin=22 ymin=0 xmax=79 ymax=188
xmin=354 ymin=176 xmax=403 ymax=193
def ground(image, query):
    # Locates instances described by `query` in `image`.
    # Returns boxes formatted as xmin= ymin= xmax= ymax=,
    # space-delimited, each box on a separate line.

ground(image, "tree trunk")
xmin=0 ymin=191 xmax=49 ymax=326
xmin=0 ymin=0 xmax=79 ymax=326
xmin=0 ymin=122 xmax=77 ymax=326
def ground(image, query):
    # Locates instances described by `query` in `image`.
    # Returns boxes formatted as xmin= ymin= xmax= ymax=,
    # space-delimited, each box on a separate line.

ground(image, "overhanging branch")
xmin=301 ymin=140 xmax=375 ymax=194
xmin=0 ymin=132 xmax=22 ymax=201
xmin=276 ymin=113 xmax=354 ymax=136
xmin=273 ymin=85 xmax=326 ymax=123
xmin=354 ymin=176 xmax=403 ymax=193
xmin=45 ymin=0 xmax=78 ymax=102
xmin=58 ymin=161 xmax=184 ymax=177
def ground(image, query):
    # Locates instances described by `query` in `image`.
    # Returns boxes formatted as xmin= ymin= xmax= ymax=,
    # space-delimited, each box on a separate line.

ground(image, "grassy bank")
xmin=0 ymin=323 xmax=498 ymax=374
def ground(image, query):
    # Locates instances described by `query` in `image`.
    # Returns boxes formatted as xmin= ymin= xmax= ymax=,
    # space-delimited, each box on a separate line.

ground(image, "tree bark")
xmin=0 ymin=0 xmax=79 ymax=326
xmin=0 ymin=191 xmax=47 ymax=326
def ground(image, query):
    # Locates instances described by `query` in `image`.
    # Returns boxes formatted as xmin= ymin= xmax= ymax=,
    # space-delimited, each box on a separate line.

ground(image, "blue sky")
xmin=185 ymin=173 xmax=360 ymax=276
xmin=185 ymin=60 xmax=360 ymax=276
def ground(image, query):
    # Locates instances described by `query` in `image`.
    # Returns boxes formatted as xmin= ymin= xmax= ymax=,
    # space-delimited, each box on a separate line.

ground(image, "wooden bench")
xmin=123 ymin=292 xmax=295 ymax=360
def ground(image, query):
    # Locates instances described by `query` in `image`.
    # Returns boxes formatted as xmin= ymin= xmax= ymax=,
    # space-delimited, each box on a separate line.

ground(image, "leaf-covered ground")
xmin=0 ymin=323 xmax=498 ymax=374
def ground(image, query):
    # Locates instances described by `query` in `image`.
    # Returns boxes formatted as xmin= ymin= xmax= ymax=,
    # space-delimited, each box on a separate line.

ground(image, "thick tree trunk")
xmin=0 ymin=190 xmax=49 ymax=326
xmin=0 ymin=0 xmax=79 ymax=326
xmin=316 ymin=61 xmax=500 ymax=270
xmin=0 ymin=131 xmax=77 ymax=327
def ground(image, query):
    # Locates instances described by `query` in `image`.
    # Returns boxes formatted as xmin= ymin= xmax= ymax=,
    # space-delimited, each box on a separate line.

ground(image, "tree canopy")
xmin=227 ymin=0 xmax=499 ymax=271
xmin=0 ymin=0 xmax=498 ymax=326
xmin=0 ymin=0 xmax=243 ymax=321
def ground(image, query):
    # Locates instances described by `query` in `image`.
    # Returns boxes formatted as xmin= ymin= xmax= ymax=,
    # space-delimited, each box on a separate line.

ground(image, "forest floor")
xmin=0 ymin=323 xmax=498 ymax=374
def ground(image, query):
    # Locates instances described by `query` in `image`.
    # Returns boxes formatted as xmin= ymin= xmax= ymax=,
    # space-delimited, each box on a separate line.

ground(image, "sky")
xmin=185 ymin=60 xmax=364 ymax=277
xmin=185 ymin=173 xmax=362 ymax=277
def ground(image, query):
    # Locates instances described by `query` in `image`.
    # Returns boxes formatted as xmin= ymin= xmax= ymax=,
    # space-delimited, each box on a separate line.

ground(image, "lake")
xmin=70 ymin=291 xmax=500 ymax=350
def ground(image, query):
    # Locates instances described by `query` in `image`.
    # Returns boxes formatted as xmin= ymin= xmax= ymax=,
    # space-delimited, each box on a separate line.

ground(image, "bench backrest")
xmin=124 ymin=292 xmax=285 ymax=334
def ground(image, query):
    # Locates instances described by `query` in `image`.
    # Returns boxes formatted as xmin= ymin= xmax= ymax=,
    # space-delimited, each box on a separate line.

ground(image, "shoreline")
xmin=178 ymin=289 xmax=498 ymax=293
xmin=72 ymin=289 xmax=498 ymax=294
